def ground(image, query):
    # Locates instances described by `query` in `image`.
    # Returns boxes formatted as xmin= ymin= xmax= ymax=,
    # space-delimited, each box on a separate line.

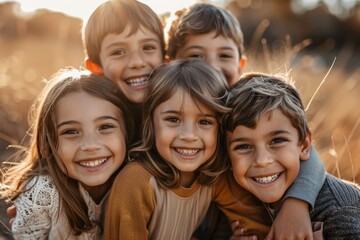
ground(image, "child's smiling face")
xmin=226 ymin=108 xmax=311 ymax=205
xmin=55 ymin=91 xmax=127 ymax=188
xmin=99 ymin=26 xmax=163 ymax=104
xmin=175 ymin=31 xmax=242 ymax=86
xmin=153 ymin=89 xmax=219 ymax=187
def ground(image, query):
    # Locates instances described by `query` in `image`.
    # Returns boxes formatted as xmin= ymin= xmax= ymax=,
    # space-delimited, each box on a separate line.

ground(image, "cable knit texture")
xmin=12 ymin=175 xmax=105 ymax=240
xmin=310 ymin=174 xmax=360 ymax=240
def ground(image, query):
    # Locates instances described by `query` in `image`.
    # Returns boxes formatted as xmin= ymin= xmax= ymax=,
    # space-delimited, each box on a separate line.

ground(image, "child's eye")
xmin=233 ymin=144 xmax=252 ymax=152
xmin=60 ymin=129 xmax=79 ymax=135
xmin=111 ymin=49 xmax=126 ymax=56
xmin=100 ymin=124 xmax=115 ymax=131
xmin=188 ymin=53 xmax=204 ymax=60
xmin=271 ymin=137 xmax=287 ymax=145
xmin=165 ymin=117 xmax=180 ymax=124
xmin=143 ymin=45 xmax=156 ymax=51
xmin=199 ymin=119 xmax=213 ymax=126
xmin=219 ymin=53 xmax=233 ymax=59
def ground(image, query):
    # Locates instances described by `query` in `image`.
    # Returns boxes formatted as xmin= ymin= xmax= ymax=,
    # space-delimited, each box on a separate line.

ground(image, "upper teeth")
xmin=254 ymin=173 xmax=280 ymax=184
xmin=79 ymin=158 xmax=107 ymax=167
xmin=127 ymin=77 xmax=147 ymax=87
xmin=176 ymin=148 xmax=199 ymax=156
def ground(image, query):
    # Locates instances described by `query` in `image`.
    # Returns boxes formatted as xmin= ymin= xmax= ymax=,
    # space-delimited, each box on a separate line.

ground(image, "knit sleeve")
xmin=322 ymin=206 xmax=360 ymax=239
xmin=284 ymin=145 xmax=326 ymax=210
xmin=12 ymin=175 xmax=59 ymax=240
xmin=104 ymin=162 xmax=155 ymax=240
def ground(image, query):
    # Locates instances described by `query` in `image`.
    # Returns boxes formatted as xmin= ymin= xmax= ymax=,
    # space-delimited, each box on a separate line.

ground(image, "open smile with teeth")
xmin=175 ymin=148 xmax=200 ymax=156
xmin=253 ymin=173 xmax=280 ymax=184
xmin=79 ymin=157 xmax=108 ymax=168
xmin=126 ymin=77 xmax=148 ymax=87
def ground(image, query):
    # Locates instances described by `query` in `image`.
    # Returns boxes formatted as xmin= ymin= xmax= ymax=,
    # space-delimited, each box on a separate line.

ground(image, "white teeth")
xmin=127 ymin=77 xmax=147 ymax=87
xmin=79 ymin=158 xmax=107 ymax=168
xmin=254 ymin=173 xmax=280 ymax=184
xmin=175 ymin=148 xmax=199 ymax=156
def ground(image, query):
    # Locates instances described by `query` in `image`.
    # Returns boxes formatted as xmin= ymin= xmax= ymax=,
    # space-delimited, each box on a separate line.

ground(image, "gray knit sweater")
xmin=309 ymin=174 xmax=360 ymax=240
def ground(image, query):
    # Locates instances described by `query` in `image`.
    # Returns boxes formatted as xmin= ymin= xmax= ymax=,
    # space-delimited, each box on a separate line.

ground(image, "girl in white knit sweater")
xmin=0 ymin=68 xmax=133 ymax=239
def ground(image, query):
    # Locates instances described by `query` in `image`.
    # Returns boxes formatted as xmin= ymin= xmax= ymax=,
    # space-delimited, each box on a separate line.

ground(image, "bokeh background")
xmin=1 ymin=0 xmax=360 ymax=238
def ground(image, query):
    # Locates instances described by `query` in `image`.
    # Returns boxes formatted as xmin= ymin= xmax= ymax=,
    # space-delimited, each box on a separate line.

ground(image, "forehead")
xmin=102 ymin=26 xmax=160 ymax=45
xmin=183 ymin=31 xmax=239 ymax=51
xmin=155 ymin=88 xmax=212 ymax=114
xmin=55 ymin=92 xmax=121 ymax=120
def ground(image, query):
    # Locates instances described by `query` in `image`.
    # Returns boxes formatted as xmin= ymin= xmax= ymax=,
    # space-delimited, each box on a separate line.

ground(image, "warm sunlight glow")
xmin=1 ymin=0 xmax=202 ymax=20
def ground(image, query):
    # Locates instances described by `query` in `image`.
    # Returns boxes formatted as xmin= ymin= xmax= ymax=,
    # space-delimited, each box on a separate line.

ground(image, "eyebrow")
xmin=57 ymin=116 xmax=120 ymax=129
xmin=184 ymin=45 xmax=236 ymax=52
xmin=228 ymin=130 xmax=292 ymax=144
xmin=105 ymin=37 xmax=160 ymax=49
xmin=160 ymin=110 xmax=216 ymax=118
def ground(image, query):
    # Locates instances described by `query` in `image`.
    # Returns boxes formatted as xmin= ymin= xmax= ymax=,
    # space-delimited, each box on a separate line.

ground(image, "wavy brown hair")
xmin=224 ymin=72 xmax=310 ymax=143
xmin=129 ymin=59 xmax=230 ymax=189
xmin=0 ymin=68 xmax=133 ymax=234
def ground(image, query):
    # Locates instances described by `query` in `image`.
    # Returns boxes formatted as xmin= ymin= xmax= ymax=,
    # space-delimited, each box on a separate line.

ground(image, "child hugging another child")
xmin=168 ymin=3 xmax=327 ymax=238
xmin=225 ymin=73 xmax=360 ymax=239
xmin=0 ymin=68 xmax=133 ymax=239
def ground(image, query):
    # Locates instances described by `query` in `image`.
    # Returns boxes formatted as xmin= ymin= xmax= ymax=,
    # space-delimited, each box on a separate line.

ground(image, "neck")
xmin=81 ymin=181 xmax=111 ymax=204
xmin=180 ymin=172 xmax=196 ymax=188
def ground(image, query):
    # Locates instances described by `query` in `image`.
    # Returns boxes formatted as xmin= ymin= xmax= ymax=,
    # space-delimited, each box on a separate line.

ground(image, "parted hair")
xmin=167 ymin=3 xmax=244 ymax=60
xmin=82 ymin=0 xmax=165 ymax=66
xmin=224 ymin=72 xmax=310 ymax=143
xmin=129 ymin=59 xmax=230 ymax=188
xmin=0 ymin=68 xmax=133 ymax=234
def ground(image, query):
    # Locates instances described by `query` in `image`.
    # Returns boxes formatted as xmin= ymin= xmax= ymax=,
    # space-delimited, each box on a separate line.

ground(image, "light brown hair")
xmin=129 ymin=59 xmax=230 ymax=188
xmin=82 ymin=0 xmax=165 ymax=66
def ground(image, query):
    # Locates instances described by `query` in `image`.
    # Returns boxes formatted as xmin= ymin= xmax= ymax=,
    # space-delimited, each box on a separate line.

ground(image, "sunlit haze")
xmin=0 ymin=0 xmax=204 ymax=20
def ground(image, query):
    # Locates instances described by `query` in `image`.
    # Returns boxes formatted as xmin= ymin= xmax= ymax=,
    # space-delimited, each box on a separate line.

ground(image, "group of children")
xmin=1 ymin=0 xmax=359 ymax=239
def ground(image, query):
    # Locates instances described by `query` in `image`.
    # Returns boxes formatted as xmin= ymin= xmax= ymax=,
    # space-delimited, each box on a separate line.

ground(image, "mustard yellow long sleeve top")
xmin=104 ymin=162 xmax=271 ymax=240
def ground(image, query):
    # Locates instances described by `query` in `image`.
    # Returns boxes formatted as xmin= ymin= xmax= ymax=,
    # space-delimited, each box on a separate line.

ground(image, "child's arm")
xmin=268 ymin=145 xmax=326 ymax=239
xmin=213 ymin=172 xmax=271 ymax=239
xmin=104 ymin=163 xmax=154 ymax=240
xmin=284 ymin=145 xmax=325 ymax=208
xmin=12 ymin=176 xmax=55 ymax=239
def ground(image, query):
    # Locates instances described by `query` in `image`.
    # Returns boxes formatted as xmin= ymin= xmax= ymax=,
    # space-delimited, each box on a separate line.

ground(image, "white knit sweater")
xmin=12 ymin=175 xmax=106 ymax=240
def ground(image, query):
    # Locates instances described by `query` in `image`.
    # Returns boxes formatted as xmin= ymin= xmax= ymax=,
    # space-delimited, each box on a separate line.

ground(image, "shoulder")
xmin=15 ymin=175 xmax=59 ymax=208
xmin=111 ymin=162 xmax=154 ymax=194
xmin=323 ymin=174 xmax=360 ymax=206
xmin=312 ymin=174 xmax=360 ymax=222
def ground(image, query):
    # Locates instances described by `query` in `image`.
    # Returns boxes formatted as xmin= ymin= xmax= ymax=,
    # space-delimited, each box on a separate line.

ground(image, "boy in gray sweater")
xmin=225 ymin=72 xmax=360 ymax=239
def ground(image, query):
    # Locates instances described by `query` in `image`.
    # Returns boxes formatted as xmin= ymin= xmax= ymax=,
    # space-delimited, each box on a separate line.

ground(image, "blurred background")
xmin=0 ymin=0 xmax=359 ymax=238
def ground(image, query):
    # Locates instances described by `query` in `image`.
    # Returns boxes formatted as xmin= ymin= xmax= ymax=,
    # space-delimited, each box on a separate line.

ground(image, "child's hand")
xmin=6 ymin=205 xmax=16 ymax=226
xmin=230 ymin=220 xmax=257 ymax=240
xmin=265 ymin=198 xmax=313 ymax=240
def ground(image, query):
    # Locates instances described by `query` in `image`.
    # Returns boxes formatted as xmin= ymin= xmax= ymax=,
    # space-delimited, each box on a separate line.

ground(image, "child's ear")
xmin=300 ymin=132 xmax=312 ymax=161
xmin=85 ymin=59 xmax=103 ymax=74
xmin=238 ymin=56 xmax=247 ymax=72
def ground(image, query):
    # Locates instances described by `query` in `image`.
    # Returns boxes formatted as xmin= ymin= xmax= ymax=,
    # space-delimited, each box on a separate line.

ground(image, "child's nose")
xmin=80 ymin=134 xmax=101 ymax=151
xmin=206 ymin=56 xmax=221 ymax=72
xmin=178 ymin=123 xmax=198 ymax=141
xmin=129 ymin=52 xmax=145 ymax=69
xmin=254 ymin=147 xmax=274 ymax=167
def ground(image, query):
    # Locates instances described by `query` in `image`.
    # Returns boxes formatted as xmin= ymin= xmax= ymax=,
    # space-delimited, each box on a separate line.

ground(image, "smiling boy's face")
xmin=226 ymin=108 xmax=311 ymax=206
xmin=175 ymin=31 xmax=243 ymax=86
xmin=99 ymin=26 xmax=163 ymax=104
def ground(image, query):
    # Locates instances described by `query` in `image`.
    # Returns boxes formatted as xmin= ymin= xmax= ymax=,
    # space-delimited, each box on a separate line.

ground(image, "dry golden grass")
xmin=0 ymin=11 xmax=359 ymax=238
